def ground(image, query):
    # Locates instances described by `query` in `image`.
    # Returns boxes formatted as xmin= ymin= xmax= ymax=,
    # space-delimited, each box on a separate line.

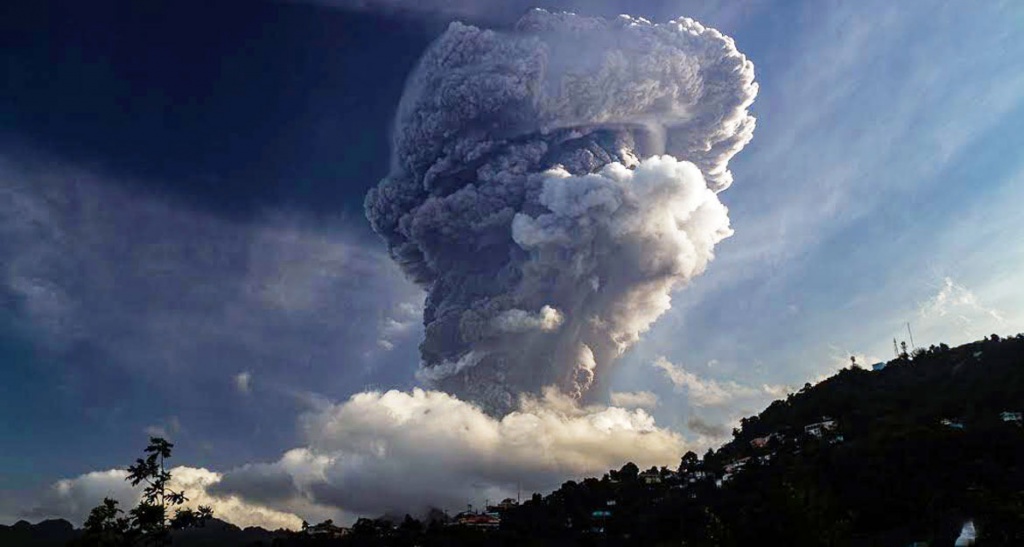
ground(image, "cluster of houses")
xmin=712 ymin=416 xmax=859 ymax=486
xmin=1000 ymin=411 xmax=1022 ymax=424
xmin=449 ymin=498 xmax=520 ymax=529
xmin=303 ymin=519 xmax=349 ymax=539
xmin=941 ymin=411 xmax=1022 ymax=430
xmin=580 ymin=419 xmax=849 ymax=534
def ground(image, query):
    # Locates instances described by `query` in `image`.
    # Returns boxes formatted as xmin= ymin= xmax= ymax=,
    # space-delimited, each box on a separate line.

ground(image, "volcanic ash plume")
xmin=365 ymin=9 xmax=757 ymax=414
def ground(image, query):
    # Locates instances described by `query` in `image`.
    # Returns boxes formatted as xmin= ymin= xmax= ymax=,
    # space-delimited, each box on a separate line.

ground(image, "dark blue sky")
xmin=1 ymin=0 xmax=440 ymax=494
xmin=2 ymin=0 xmax=436 ymax=220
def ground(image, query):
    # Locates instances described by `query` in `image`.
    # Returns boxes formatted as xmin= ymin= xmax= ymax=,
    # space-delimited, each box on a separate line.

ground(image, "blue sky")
xmin=2 ymin=0 xmax=1023 ymax=527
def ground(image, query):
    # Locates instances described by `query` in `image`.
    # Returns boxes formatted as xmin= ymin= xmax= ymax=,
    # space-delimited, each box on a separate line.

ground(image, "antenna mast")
xmin=906 ymin=322 xmax=916 ymax=350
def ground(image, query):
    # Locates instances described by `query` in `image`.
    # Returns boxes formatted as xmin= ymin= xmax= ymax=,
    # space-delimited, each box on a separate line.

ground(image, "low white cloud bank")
xmin=28 ymin=467 xmax=304 ymax=531
xmin=211 ymin=388 xmax=686 ymax=519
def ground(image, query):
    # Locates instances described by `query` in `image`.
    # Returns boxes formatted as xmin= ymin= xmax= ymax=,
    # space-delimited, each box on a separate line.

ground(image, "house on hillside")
xmin=686 ymin=470 xmax=711 ymax=484
xmin=306 ymin=520 xmax=349 ymax=538
xmin=941 ymin=418 xmax=965 ymax=430
xmin=724 ymin=458 xmax=750 ymax=474
xmin=955 ymin=520 xmax=977 ymax=546
xmin=590 ymin=508 xmax=612 ymax=534
xmin=750 ymin=434 xmax=775 ymax=449
xmin=640 ymin=470 xmax=662 ymax=485
xmin=1000 ymin=411 xmax=1022 ymax=425
xmin=453 ymin=511 xmax=500 ymax=528
xmin=804 ymin=418 xmax=838 ymax=438
xmin=871 ymin=362 xmax=887 ymax=371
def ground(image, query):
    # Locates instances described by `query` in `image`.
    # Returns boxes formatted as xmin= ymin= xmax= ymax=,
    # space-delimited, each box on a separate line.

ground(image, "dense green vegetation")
xmin=3 ymin=335 xmax=1022 ymax=546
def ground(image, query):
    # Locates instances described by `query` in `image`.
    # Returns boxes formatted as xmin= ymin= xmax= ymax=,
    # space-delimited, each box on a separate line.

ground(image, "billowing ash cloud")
xmin=365 ymin=9 xmax=757 ymax=413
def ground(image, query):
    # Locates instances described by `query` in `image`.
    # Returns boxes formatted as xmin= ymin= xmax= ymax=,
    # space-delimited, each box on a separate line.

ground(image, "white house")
xmin=1000 ymin=411 xmax=1022 ymax=424
xmin=687 ymin=470 xmax=711 ymax=483
xmin=638 ymin=469 xmax=665 ymax=485
xmin=805 ymin=418 xmax=838 ymax=438
xmin=941 ymin=418 xmax=965 ymax=430
xmin=954 ymin=520 xmax=977 ymax=546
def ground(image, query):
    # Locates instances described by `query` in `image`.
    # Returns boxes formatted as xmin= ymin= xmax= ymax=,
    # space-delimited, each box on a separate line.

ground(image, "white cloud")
xmin=212 ymin=388 xmax=686 ymax=519
xmin=144 ymin=416 xmax=182 ymax=440
xmin=27 ymin=467 xmax=303 ymax=531
xmin=609 ymin=390 xmax=659 ymax=409
xmin=235 ymin=371 xmax=253 ymax=395
xmin=376 ymin=299 xmax=423 ymax=353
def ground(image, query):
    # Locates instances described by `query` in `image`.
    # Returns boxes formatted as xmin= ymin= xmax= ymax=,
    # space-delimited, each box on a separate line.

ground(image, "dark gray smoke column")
xmin=366 ymin=9 xmax=757 ymax=414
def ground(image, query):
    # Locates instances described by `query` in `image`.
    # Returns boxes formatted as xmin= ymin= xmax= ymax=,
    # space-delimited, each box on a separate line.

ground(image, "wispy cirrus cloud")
xmin=609 ymin=390 xmax=659 ymax=409
xmin=0 ymin=155 xmax=426 ymax=472
xmin=652 ymin=357 xmax=786 ymax=409
xmin=919 ymin=277 xmax=1004 ymax=323
xmin=0 ymin=156 xmax=423 ymax=396
xmin=916 ymin=277 xmax=1006 ymax=340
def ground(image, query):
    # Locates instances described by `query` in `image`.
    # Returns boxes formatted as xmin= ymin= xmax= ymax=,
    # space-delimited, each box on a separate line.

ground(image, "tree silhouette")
xmin=80 ymin=437 xmax=212 ymax=546
xmin=80 ymin=498 xmax=132 ymax=546
xmin=679 ymin=450 xmax=700 ymax=473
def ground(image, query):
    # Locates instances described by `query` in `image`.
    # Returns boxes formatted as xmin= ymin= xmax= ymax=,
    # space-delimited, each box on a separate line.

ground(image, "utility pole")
xmin=906 ymin=322 xmax=916 ymax=350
